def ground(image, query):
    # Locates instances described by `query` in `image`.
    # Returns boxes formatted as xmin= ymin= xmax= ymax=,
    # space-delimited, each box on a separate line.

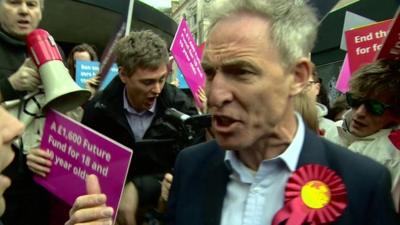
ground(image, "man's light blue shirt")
xmin=220 ymin=113 xmax=305 ymax=225
xmin=123 ymin=88 xmax=156 ymax=140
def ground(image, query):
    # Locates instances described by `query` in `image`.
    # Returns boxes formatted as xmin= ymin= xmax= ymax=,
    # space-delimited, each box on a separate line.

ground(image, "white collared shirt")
xmin=123 ymin=88 xmax=156 ymax=140
xmin=220 ymin=113 xmax=305 ymax=225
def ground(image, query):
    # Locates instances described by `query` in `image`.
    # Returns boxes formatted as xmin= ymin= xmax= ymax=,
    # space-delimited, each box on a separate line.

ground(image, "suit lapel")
xmin=203 ymin=144 xmax=230 ymax=225
xmin=199 ymin=130 xmax=331 ymax=225
xmin=297 ymin=128 xmax=330 ymax=168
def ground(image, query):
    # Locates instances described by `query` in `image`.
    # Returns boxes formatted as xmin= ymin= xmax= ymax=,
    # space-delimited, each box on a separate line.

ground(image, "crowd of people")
xmin=0 ymin=0 xmax=399 ymax=225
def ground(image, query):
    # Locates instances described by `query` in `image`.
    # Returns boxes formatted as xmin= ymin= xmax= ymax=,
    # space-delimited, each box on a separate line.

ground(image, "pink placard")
xmin=335 ymin=54 xmax=351 ymax=93
xmin=35 ymin=110 xmax=132 ymax=223
xmin=170 ymin=19 xmax=206 ymax=109
xmin=345 ymin=19 xmax=392 ymax=74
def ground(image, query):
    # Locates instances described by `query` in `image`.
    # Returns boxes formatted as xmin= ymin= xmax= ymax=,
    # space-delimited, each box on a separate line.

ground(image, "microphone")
xmin=165 ymin=108 xmax=191 ymax=122
xmin=163 ymin=108 xmax=211 ymax=149
xmin=165 ymin=108 xmax=211 ymax=129
xmin=185 ymin=114 xmax=211 ymax=129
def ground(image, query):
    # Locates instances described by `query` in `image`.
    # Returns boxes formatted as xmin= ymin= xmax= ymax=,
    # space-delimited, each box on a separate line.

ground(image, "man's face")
xmin=0 ymin=107 xmax=24 ymax=216
xmin=349 ymin=95 xmax=399 ymax=137
xmin=120 ymin=65 xmax=167 ymax=112
xmin=203 ymin=15 xmax=303 ymax=151
xmin=0 ymin=0 xmax=42 ymax=40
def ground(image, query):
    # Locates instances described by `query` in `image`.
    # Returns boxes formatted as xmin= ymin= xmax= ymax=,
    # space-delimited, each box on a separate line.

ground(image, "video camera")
xmin=163 ymin=108 xmax=211 ymax=148
xmin=134 ymin=108 xmax=211 ymax=162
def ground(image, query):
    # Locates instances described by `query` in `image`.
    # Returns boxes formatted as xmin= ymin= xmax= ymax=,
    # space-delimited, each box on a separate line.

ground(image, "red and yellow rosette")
xmin=272 ymin=164 xmax=347 ymax=225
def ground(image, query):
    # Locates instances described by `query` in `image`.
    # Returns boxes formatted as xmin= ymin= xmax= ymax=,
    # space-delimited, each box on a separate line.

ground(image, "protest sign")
xmin=335 ymin=54 xmax=351 ymax=93
xmin=340 ymin=11 xmax=375 ymax=50
xmin=345 ymin=19 xmax=392 ymax=74
xmin=75 ymin=60 xmax=118 ymax=89
xmin=75 ymin=60 xmax=99 ymax=88
xmin=375 ymin=9 xmax=400 ymax=60
xmin=35 ymin=110 xmax=132 ymax=222
xmin=176 ymin=67 xmax=189 ymax=89
xmin=170 ymin=19 xmax=206 ymax=110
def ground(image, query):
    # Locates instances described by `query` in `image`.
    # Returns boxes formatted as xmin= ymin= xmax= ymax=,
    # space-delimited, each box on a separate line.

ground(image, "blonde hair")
xmin=293 ymin=91 xmax=319 ymax=132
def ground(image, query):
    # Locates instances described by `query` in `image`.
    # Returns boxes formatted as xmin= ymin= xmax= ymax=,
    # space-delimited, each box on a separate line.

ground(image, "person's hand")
xmin=158 ymin=173 xmax=173 ymax=212
xmin=65 ymin=174 xmax=114 ymax=225
xmin=26 ymin=148 xmax=52 ymax=177
xmin=85 ymin=75 xmax=100 ymax=89
xmin=85 ymin=75 xmax=101 ymax=98
xmin=196 ymin=87 xmax=207 ymax=113
xmin=8 ymin=58 xmax=41 ymax=91
xmin=169 ymin=78 xmax=179 ymax=88
xmin=160 ymin=173 xmax=173 ymax=202
xmin=115 ymin=181 xmax=138 ymax=225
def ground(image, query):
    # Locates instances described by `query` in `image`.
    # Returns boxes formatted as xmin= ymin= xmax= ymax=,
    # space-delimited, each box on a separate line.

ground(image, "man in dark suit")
xmin=164 ymin=0 xmax=400 ymax=224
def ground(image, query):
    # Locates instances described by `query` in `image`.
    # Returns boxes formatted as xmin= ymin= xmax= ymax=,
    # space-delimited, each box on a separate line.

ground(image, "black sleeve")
xmin=0 ymin=77 xmax=24 ymax=101
xmin=132 ymin=174 xmax=163 ymax=207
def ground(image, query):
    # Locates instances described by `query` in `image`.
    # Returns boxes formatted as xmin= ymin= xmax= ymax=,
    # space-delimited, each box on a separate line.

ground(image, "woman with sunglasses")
xmin=325 ymin=59 xmax=400 ymax=212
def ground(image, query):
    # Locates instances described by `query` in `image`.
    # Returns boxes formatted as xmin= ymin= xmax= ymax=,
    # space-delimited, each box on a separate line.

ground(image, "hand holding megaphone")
xmin=26 ymin=29 xmax=91 ymax=113
xmin=8 ymin=58 xmax=41 ymax=92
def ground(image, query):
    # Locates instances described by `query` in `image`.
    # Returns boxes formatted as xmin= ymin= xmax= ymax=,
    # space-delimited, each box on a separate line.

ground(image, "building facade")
xmin=172 ymin=0 xmax=214 ymax=44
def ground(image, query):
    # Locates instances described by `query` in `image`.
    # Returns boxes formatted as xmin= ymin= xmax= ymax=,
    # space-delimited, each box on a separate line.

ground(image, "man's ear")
xmin=119 ymin=66 xmax=127 ymax=84
xmin=290 ymin=58 xmax=312 ymax=96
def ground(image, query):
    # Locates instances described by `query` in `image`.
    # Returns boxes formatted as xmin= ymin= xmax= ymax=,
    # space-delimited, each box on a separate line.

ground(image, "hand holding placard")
xmin=65 ymin=174 xmax=114 ymax=225
xmin=35 ymin=110 xmax=132 ymax=223
xmin=26 ymin=148 xmax=52 ymax=177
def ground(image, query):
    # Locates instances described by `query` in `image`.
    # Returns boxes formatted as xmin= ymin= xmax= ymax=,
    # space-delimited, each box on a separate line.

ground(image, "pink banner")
xmin=170 ymin=19 xmax=206 ymax=110
xmin=335 ymin=54 xmax=351 ymax=93
xmin=35 ymin=110 xmax=132 ymax=223
xmin=345 ymin=19 xmax=392 ymax=74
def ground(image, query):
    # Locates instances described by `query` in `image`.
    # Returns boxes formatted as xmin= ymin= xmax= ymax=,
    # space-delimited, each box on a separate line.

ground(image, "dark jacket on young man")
xmin=82 ymin=75 xmax=204 ymax=207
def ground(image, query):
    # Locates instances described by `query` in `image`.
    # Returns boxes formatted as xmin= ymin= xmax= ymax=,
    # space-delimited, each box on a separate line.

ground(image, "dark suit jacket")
xmin=165 ymin=129 xmax=400 ymax=225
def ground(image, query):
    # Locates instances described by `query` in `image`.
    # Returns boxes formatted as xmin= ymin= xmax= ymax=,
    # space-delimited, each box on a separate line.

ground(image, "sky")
xmin=140 ymin=0 xmax=171 ymax=9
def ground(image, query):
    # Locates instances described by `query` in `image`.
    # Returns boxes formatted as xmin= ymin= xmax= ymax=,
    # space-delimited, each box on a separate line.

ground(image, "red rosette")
xmin=272 ymin=164 xmax=347 ymax=225
xmin=389 ymin=130 xmax=400 ymax=150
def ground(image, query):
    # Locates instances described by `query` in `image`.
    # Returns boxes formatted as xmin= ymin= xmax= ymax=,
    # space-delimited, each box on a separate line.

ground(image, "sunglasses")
xmin=346 ymin=93 xmax=395 ymax=116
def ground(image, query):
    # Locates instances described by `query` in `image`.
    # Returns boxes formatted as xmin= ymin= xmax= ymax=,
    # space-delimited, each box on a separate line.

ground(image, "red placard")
xmin=375 ymin=9 xmax=400 ymax=60
xmin=345 ymin=20 xmax=392 ymax=74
